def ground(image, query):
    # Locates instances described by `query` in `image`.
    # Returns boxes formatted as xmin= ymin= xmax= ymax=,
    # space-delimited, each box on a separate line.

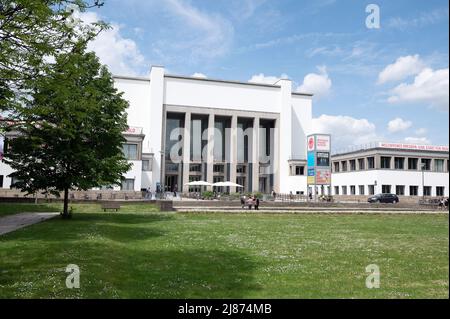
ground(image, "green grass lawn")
xmin=0 ymin=203 xmax=448 ymax=298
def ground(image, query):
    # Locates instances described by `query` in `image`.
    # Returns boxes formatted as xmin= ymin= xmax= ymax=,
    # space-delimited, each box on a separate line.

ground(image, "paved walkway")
xmin=0 ymin=213 xmax=59 ymax=236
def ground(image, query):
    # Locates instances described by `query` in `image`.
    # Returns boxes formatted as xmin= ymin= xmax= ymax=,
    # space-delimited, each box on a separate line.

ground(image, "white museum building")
xmin=113 ymin=66 xmax=313 ymax=194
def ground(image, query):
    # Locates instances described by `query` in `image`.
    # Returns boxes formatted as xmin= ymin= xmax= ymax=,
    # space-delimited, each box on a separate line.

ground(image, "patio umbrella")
xmin=184 ymin=181 xmax=213 ymax=186
xmin=212 ymin=181 xmax=244 ymax=188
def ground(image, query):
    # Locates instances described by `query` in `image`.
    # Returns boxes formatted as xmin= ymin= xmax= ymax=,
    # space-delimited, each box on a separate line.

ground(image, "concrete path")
xmin=0 ymin=213 xmax=59 ymax=236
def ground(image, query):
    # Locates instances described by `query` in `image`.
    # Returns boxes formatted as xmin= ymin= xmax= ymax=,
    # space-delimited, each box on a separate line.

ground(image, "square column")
xmin=182 ymin=112 xmax=191 ymax=192
xmin=273 ymin=118 xmax=280 ymax=193
xmin=252 ymin=117 xmax=260 ymax=192
xmin=206 ymin=113 xmax=215 ymax=190
xmin=229 ymin=115 xmax=238 ymax=193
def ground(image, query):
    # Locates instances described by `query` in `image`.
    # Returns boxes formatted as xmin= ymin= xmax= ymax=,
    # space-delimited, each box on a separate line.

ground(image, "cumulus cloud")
xmin=377 ymin=55 xmax=426 ymax=84
xmin=404 ymin=136 xmax=431 ymax=145
xmin=387 ymin=118 xmax=412 ymax=133
xmin=297 ymin=66 xmax=332 ymax=97
xmin=79 ymin=12 xmax=146 ymax=76
xmin=387 ymin=67 xmax=449 ymax=111
xmin=191 ymin=72 xmax=207 ymax=78
xmin=312 ymin=114 xmax=380 ymax=150
xmin=248 ymin=73 xmax=288 ymax=85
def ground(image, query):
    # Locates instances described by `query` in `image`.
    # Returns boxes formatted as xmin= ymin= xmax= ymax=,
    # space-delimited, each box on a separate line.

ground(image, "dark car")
xmin=368 ymin=193 xmax=399 ymax=204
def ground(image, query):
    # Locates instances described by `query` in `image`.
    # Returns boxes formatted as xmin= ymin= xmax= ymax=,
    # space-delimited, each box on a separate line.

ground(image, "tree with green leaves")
xmin=0 ymin=0 xmax=106 ymax=112
xmin=3 ymin=43 xmax=131 ymax=218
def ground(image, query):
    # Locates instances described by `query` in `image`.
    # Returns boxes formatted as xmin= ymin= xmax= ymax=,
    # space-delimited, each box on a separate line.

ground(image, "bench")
xmin=101 ymin=202 xmax=121 ymax=212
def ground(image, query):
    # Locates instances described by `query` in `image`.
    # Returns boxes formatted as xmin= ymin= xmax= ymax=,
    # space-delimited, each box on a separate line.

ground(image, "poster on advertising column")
xmin=307 ymin=133 xmax=331 ymax=186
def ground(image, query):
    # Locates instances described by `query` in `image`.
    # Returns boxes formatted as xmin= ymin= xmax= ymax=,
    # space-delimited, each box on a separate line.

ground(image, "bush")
xmin=202 ymin=191 xmax=214 ymax=199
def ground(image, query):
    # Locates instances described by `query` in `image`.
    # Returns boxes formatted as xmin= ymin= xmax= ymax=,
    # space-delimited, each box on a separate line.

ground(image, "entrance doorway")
xmin=165 ymin=175 xmax=178 ymax=192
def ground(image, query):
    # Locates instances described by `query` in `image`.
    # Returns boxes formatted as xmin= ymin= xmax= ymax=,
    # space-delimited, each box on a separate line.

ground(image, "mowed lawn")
xmin=0 ymin=203 xmax=448 ymax=298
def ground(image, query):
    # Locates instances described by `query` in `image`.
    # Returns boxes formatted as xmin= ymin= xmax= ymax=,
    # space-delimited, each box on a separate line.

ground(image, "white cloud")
xmin=387 ymin=118 xmax=412 ymax=133
xmin=162 ymin=0 xmax=234 ymax=59
xmin=312 ymin=114 xmax=380 ymax=150
xmin=387 ymin=8 xmax=449 ymax=30
xmin=387 ymin=67 xmax=449 ymax=111
xmin=404 ymin=137 xmax=431 ymax=145
xmin=296 ymin=66 xmax=332 ymax=97
xmin=415 ymin=128 xmax=427 ymax=136
xmin=191 ymin=72 xmax=207 ymax=78
xmin=377 ymin=55 xmax=426 ymax=84
xmin=248 ymin=73 xmax=288 ymax=85
xmin=79 ymin=12 xmax=146 ymax=76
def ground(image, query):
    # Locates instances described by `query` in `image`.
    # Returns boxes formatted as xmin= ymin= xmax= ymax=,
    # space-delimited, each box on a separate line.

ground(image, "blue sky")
xmin=81 ymin=0 xmax=449 ymax=151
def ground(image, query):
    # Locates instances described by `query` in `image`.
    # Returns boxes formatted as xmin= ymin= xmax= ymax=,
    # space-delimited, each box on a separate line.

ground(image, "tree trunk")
xmin=62 ymin=187 xmax=70 ymax=219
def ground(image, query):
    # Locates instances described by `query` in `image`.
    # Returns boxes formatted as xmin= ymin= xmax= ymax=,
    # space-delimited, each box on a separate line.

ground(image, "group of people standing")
xmin=240 ymin=195 xmax=260 ymax=210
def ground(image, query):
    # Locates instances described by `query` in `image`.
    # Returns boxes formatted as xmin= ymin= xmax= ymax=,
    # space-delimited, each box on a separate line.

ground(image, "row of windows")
xmin=334 ymin=185 xmax=445 ymax=196
xmin=333 ymin=157 xmax=448 ymax=172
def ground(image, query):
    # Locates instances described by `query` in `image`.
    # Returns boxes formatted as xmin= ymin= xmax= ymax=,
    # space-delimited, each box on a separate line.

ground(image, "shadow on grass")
xmin=0 ymin=212 xmax=175 ymax=243
xmin=0 ymin=245 xmax=261 ymax=298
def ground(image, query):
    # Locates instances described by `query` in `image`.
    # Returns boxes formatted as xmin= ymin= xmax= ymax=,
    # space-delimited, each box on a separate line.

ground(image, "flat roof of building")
xmin=332 ymin=142 xmax=449 ymax=157
xmin=113 ymin=73 xmax=314 ymax=97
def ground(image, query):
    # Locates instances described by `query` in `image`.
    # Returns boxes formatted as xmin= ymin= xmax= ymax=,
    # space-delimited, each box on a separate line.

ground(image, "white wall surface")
xmin=332 ymin=170 xmax=449 ymax=196
xmin=164 ymin=77 xmax=280 ymax=113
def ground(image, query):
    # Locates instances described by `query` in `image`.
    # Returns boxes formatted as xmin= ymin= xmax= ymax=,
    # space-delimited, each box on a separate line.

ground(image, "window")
xmin=142 ymin=159 xmax=152 ymax=171
xmin=408 ymin=158 xmax=418 ymax=170
xmin=381 ymin=157 xmax=391 ymax=169
xmin=341 ymin=161 xmax=347 ymax=172
xmin=316 ymin=152 xmax=330 ymax=167
xmin=368 ymin=185 xmax=375 ymax=195
xmin=121 ymin=179 xmax=134 ymax=191
xmin=409 ymin=186 xmax=418 ymax=196
xmin=436 ymin=186 xmax=445 ymax=196
xmin=434 ymin=159 xmax=445 ymax=172
xmin=189 ymin=164 xmax=202 ymax=172
xmin=394 ymin=157 xmax=405 ymax=169
xmin=367 ymin=157 xmax=375 ymax=169
xmin=122 ymin=143 xmax=138 ymax=160
xmin=0 ymin=175 xmax=3 ymax=188
xmin=350 ymin=185 xmax=356 ymax=195
xmin=421 ymin=158 xmax=431 ymax=171
xmin=349 ymin=160 xmax=356 ymax=171
xmin=423 ymin=186 xmax=431 ymax=196
xmin=342 ymin=186 xmax=347 ymax=195
xmin=295 ymin=166 xmax=305 ymax=176
xmin=236 ymin=165 xmax=246 ymax=173
xmin=213 ymin=164 xmax=224 ymax=173
xmin=358 ymin=158 xmax=365 ymax=170
xmin=334 ymin=162 xmax=340 ymax=172
xmin=334 ymin=186 xmax=339 ymax=195
xmin=359 ymin=185 xmax=365 ymax=195
xmin=396 ymin=185 xmax=405 ymax=196
xmin=382 ymin=185 xmax=391 ymax=193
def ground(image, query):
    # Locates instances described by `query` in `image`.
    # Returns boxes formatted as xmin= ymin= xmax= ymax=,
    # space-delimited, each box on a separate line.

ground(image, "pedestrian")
xmin=309 ymin=191 xmax=313 ymax=200
xmin=255 ymin=196 xmax=260 ymax=210
xmin=173 ymin=184 xmax=178 ymax=197
xmin=241 ymin=195 xmax=246 ymax=208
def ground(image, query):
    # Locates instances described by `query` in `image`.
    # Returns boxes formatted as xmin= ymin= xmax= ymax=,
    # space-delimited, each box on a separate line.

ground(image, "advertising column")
xmin=307 ymin=134 xmax=331 ymax=200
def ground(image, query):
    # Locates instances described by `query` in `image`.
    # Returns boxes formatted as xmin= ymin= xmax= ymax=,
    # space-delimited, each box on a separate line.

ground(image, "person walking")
xmin=173 ymin=184 xmax=178 ymax=197
xmin=255 ymin=196 xmax=260 ymax=210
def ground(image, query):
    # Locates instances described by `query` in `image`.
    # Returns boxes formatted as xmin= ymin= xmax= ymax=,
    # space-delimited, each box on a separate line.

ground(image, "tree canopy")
xmin=0 ymin=0 xmax=106 ymax=112
xmin=3 ymin=44 xmax=131 ymax=217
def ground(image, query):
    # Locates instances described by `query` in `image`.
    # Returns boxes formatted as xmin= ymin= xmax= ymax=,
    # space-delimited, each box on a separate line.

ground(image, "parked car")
xmin=368 ymin=193 xmax=399 ymax=203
